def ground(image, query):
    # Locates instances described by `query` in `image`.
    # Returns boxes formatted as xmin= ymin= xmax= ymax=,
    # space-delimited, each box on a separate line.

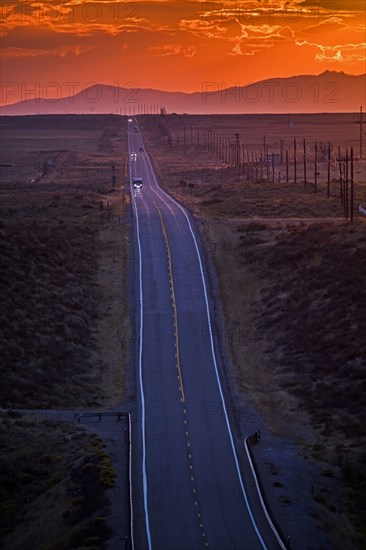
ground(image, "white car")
xmin=131 ymin=152 xmax=137 ymax=161
xmin=133 ymin=177 xmax=143 ymax=189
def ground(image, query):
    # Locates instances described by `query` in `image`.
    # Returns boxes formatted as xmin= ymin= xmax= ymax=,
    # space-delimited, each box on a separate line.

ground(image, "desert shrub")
xmin=0 ymin=218 xmax=105 ymax=408
xmin=0 ymin=410 xmax=114 ymax=547
xmin=236 ymin=221 xmax=366 ymax=543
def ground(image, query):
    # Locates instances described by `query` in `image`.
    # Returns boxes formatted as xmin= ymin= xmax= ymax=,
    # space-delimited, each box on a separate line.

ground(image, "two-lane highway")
xmin=127 ymin=120 xmax=283 ymax=550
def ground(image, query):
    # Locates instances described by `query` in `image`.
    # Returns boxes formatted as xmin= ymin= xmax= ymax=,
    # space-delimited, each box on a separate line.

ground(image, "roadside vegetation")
xmin=0 ymin=115 xmax=129 ymax=546
xmin=0 ymin=115 xmax=129 ymax=409
xmin=233 ymin=220 xmax=366 ymax=547
xmin=0 ymin=218 xmax=102 ymax=408
xmin=0 ymin=410 xmax=115 ymax=549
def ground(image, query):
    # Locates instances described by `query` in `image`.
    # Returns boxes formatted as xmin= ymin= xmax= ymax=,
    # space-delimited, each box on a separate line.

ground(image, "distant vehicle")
xmin=128 ymin=118 xmax=133 ymax=122
xmin=131 ymin=152 xmax=137 ymax=160
xmin=132 ymin=177 xmax=143 ymax=189
xmin=139 ymin=147 xmax=144 ymax=152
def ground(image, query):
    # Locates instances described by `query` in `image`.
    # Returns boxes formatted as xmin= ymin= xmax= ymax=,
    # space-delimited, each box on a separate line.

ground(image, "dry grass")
xmin=0 ymin=115 xmax=129 ymax=548
xmin=0 ymin=114 xmax=129 ymax=409
xmin=0 ymin=410 xmax=114 ymax=549
xmin=231 ymin=220 xmax=366 ymax=547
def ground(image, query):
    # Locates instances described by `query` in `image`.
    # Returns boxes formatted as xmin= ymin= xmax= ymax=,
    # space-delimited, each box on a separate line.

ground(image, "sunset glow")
xmin=0 ymin=0 xmax=365 ymax=104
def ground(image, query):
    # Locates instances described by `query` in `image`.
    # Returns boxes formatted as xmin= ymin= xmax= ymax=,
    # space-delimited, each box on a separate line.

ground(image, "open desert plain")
xmin=0 ymin=115 xmax=131 ymax=548
xmin=1 ymin=109 xmax=365 ymax=550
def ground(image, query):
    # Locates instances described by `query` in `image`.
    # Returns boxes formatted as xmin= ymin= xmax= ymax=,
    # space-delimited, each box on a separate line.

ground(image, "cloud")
xmin=0 ymin=0 xmax=364 ymax=96
xmin=148 ymin=43 xmax=197 ymax=57
xmin=296 ymin=39 xmax=366 ymax=63
xmin=229 ymin=23 xmax=295 ymax=55
xmin=1 ymin=44 xmax=93 ymax=58
xmin=230 ymin=41 xmax=274 ymax=56
xmin=179 ymin=18 xmax=229 ymax=39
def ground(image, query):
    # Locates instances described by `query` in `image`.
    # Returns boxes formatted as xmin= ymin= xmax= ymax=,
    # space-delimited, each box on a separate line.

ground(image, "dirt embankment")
xmin=139 ymin=114 xmax=366 ymax=548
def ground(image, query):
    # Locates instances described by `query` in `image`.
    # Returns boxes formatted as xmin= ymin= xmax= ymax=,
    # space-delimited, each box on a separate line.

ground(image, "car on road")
xmin=139 ymin=147 xmax=144 ymax=152
xmin=131 ymin=152 xmax=137 ymax=161
xmin=132 ymin=177 xmax=143 ymax=189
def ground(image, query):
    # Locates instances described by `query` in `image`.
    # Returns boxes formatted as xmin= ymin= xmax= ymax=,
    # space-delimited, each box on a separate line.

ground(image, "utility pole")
xmin=345 ymin=149 xmax=349 ymax=219
xmin=314 ymin=141 xmax=318 ymax=194
xmin=294 ymin=137 xmax=297 ymax=184
xmin=338 ymin=147 xmax=343 ymax=206
xmin=234 ymin=133 xmax=240 ymax=174
xmin=350 ymin=147 xmax=354 ymax=222
xmin=303 ymin=138 xmax=307 ymax=190
xmin=360 ymin=106 xmax=363 ymax=160
xmin=260 ymin=151 xmax=263 ymax=181
xmin=327 ymin=142 xmax=331 ymax=198
xmin=361 ymin=106 xmax=363 ymax=160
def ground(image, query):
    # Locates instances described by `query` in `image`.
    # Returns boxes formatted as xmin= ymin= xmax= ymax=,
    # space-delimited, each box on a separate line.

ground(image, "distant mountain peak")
xmin=0 ymin=72 xmax=364 ymax=115
xmin=319 ymin=70 xmax=355 ymax=77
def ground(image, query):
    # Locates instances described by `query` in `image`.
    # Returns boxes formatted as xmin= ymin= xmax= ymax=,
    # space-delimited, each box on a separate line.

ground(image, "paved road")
xmin=128 ymin=121 xmax=283 ymax=550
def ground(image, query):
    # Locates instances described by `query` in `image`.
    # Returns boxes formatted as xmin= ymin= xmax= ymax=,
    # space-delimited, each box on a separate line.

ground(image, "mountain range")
xmin=0 ymin=72 xmax=364 ymax=115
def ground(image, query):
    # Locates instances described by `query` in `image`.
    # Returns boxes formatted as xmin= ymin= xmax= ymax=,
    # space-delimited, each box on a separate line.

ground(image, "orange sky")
xmin=0 ymin=0 xmax=365 ymax=104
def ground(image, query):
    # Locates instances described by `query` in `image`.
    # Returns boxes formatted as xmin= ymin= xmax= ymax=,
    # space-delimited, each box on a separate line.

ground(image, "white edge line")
xmin=128 ymin=126 xmax=153 ymax=550
xmin=128 ymin=132 xmax=136 ymax=550
xmin=128 ymin=412 xmax=135 ymax=550
xmin=142 ymin=148 xmax=270 ymax=549
xmin=244 ymin=437 xmax=287 ymax=550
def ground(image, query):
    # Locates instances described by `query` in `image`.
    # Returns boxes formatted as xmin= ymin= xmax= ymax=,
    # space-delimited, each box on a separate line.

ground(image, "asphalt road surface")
xmin=128 ymin=120 xmax=284 ymax=550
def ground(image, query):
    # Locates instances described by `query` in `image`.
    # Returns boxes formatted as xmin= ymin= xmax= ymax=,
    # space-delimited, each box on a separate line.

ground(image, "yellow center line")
xmin=154 ymin=201 xmax=209 ymax=547
xmin=154 ymin=202 xmax=186 ymax=403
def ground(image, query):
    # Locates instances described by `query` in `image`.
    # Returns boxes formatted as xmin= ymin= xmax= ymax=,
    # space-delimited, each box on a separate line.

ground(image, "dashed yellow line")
xmin=154 ymin=201 xmax=209 ymax=548
xmin=155 ymin=203 xmax=185 ymax=403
